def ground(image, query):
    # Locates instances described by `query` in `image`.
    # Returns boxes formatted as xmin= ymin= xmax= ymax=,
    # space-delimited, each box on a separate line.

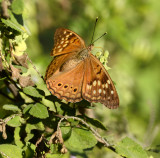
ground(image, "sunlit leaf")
xmin=7 ymin=116 xmax=21 ymax=127
xmin=0 ymin=144 xmax=23 ymax=158
xmin=84 ymin=115 xmax=107 ymax=130
xmin=3 ymin=104 xmax=21 ymax=112
xmin=115 ymin=137 xmax=148 ymax=158
xmin=29 ymin=103 xmax=49 ymax=119
xmin=1 ymin=18 xmax=26 ymax=33
xmin=25 ymin=122 xmax=45 ymax=134
xmin=64 ymin=127 xmax=97 ymax=150
xmin=23 ymin=86 xmax=43 ymax=98
xmin=14 ymin=127 xmax=24 ymax=148
xmin=11 ymin=0 xmax=24 ymax=14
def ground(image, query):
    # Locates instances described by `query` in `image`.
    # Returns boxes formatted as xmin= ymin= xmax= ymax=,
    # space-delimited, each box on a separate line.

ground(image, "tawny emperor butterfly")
xmin=45 ymin=28 xmax=119 ymax=109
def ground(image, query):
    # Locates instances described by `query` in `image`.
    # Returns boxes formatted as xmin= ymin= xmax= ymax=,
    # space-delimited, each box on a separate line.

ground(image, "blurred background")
xmin=24 ymin=0 xmax=160 ymax=157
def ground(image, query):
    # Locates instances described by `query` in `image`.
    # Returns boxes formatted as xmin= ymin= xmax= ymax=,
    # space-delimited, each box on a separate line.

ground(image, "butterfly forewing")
xmin=82 ymin=53 xmax=119 ymax=109
xmin=50 ymin=28 xmax=86 ymax=56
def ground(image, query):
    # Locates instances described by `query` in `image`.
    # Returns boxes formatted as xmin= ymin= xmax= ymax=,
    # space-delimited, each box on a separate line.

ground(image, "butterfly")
xmin=45 ymin=28 xmax=119 ymax=109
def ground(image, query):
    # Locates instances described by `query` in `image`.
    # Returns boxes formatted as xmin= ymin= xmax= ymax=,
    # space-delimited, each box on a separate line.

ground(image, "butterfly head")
xmin=87 ymin=44 xmax=94 ymax=52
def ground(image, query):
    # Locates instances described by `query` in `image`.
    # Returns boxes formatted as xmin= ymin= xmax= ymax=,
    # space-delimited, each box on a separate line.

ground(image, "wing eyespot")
xmin=58 ymin=83 xmax=62 ymax=87
xmin=73 ymin=88 xmax=77 ymax=92
xmin=64 ymin=85 xmax=68 ymax=89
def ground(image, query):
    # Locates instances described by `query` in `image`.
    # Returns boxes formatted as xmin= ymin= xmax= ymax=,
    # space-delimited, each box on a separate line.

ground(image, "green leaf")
xmin=7 ymin=116 xmax=21 ymax=127
xmin=0 ymin=144 xmax=23 ymax=158
xmin=64 ymin=127 xmax=97 ymax=150
xmin=42 ymin=97 xmax=56 ymax=112
xmin=11 ymin=0 xmax=24 ymax=14
xmin=29 ymin=103 xmax=49 ymax=119
xmin=14 ymin=127 xmax=24 ymax=147
xmin=23 ymin=86 xmax=43 ymax=98
xmin=147 ymin=150 xmax=160 ymax=158
xmin=25 ymin=122 xmax=45 ymax=133
xmin=1 ymin=18 xmax=26 ymax=33
xmin=84 ymin=116 xmax=107 ymax=130
xmin=25 ymin=133 xmax=34 ymax=142
xmin=46 ymin=153 xmax=69 ymax=158
xmin=61 ymin=126 xmax=72 ymax=141
xmin=23 ymin=142 xmax=36 ymax=158
xmin=115 ymin=137 xmax=148 ymax=158
xmin=3 ymin=104 xmax=21 ymax=112
xmin=23 ymin=104 xmax=33 ymax=114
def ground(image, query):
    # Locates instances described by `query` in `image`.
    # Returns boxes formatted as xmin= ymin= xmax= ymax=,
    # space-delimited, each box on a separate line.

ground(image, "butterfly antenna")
xmin=90 ymin=17 xmax=99 ymax=44
xmin=92 ymin=32 xmax=107 ymax=44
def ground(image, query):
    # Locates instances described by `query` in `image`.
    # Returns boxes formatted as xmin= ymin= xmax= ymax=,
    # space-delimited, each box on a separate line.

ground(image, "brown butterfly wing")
xmin=51 ymin=28 xmax=86 ymax=56
xmin=46 ymin=61 xmax=85 ymax=102
xmin=82 ymin=53 xmax=119 ymax=109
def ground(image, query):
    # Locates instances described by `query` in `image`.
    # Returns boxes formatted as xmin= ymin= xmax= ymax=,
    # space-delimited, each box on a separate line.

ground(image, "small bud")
xmin=61 ymin=147 xmax=68 ymax=154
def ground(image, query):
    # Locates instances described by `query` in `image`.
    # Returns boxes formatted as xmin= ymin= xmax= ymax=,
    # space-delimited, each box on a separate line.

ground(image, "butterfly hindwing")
xmin=46 ymin=61 xmax=85 ymax=102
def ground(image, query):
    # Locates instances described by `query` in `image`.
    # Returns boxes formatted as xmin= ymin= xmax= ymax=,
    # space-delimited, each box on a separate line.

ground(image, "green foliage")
xmin=1 ymin=18 xmax=25 ymax=33
xmin=23 ymin=86 xmax=43 ymax=98
xmin=84 ymin=115 xmax=107 ymax=130
xmin=0 ymin=0 xmax=160 ymax=157
xmin=3 ymin=104 xmax=21 ymax=112
xmin=29 ymin=103 xmax=49 ymax=119
xmin=61 ymin=127 xmax=97 ymax=151
xmin=0 ymin=144 xmax=23 ymax=158
xmin=6 ymin=115 xmax=22 ymax=127
xmin=11 ymin=0 xmax=24 ymax=15
xmin=115 ymin=137 xmax=148 ymax=158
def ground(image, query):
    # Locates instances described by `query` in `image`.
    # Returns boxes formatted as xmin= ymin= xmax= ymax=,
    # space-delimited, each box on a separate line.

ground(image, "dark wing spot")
xmin=73 ymin=88 xmax=77 ymax=92
xmin=58 ymin=83 xmax=62 ymax=86
xmin=96 ymin=68 xmax=102 ymax=75
xmin=64 ymin=85 xmax=68 ymax=88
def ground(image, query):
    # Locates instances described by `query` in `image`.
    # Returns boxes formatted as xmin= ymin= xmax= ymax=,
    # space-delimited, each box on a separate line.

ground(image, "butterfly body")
xmin=60 ymin=49 xmax=89 ymax=72
xmin=45 ymin=28 xmax=119 ymax=109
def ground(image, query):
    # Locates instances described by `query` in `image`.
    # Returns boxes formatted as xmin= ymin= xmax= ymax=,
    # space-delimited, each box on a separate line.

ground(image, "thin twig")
xmin=36 ymin=134 xmax=44 ymax=147
xmin=57 ymin=116 xmax=110 ymax=147
xmin=4 ymin=114 xmax=21 ymax=123
xmin=56 ymin=116 xmax=126 ymax=157
xmin=1 ymin=0 xmax=10 ymax=18
xmin=0 ymin=151 xmax=10 ymax=158
xmin=27 ymin=54 xmax=44 ymax=81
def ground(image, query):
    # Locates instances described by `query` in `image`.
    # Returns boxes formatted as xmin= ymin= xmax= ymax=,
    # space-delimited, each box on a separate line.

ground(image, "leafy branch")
xmin=0 ymin=0 xmax=154 ymax=158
